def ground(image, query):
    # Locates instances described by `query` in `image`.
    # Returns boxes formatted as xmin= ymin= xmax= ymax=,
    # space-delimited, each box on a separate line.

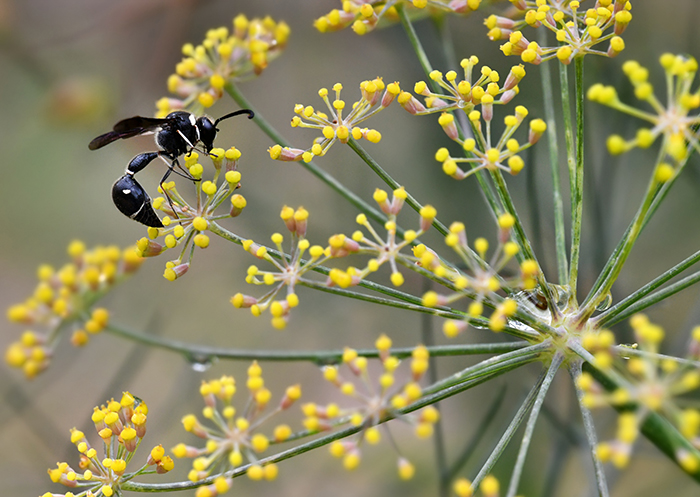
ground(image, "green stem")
xmin=568 ymin=57 xmax=585 ymax=305
xmin=538 ymin=29 xmax=568 ymax=285
xmin=472 ymin=367 xmax=548 ymax=489
xmin=445 ymin=385 xmax=507 ymax=482
xmin=506 ymin=352 xmax=564 ymax=497
xmin=575 ymin=174 xmax=662 ymax=325
xmin=593 ymin=248 xmax=700 ymax=327
xmin=491 ymin=170 xmax=561 ymax=322
xmin=569 ymin=360 xmax=609 ymax=497
xmin=223 ymin=83 xmax=387 ymax=227
xmin=595 ymin=269 xmax=700 ymax=328
xmin=396 ymin=4 xmax=435 ymax=90
xmin=105 ymin=323 xmax=528 ymax=364
xmin=582 ymin=149 xmax=691 ymax=309
xmin=347 ymin=138 xmax=449 ymax=237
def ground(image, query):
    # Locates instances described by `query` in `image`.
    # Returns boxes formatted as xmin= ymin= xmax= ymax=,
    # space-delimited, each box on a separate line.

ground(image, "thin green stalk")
xmin=424 ymin=340 xmax=553 ymax=395
xmin=223 ymin=83 xmax=387 ymax=227
xmin=612 ymin=346 xmax=700 ymax=369
xmin=506 ymin=352 xmax=564 ymax=497
xmin=593 ymin=248 xmax=700 ymax=327
xmin=595 ymin=269 xmax=700 ymax=328
xmin=582 ymin=148 xmax=691 ymax=309
xmin=559 ymin=62 xmax=576 ymax=293
xmin=396 ymin=4 xmax=436 ymax=91
xmin=105 ymin=322 xmax=528 ymax=363
xmin=569 ymin=360 xmax=610 ymax=497
xmin=471 ymin=368 xmax=548 ymax=489
xmin=491 ymin=170 xmax=562 ymax=322
xmin=446 ymin=385 xmax=507 ymax=482
xmin=538 ymin=29 xmax=568 ymax=284
xmin=568 ymin=57 xmax=585 ymax=304
xmin=575 ymin=174 xmax=663 ymax=325
xmin=348 ymin=138 xmax=449 ymax=237
xmin=421 ymin=278 xmax=449 ymax=497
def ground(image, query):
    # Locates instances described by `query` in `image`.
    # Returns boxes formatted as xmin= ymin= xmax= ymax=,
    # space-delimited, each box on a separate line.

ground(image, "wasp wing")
xmin=89 ymin=116 xmax=171 ymax=150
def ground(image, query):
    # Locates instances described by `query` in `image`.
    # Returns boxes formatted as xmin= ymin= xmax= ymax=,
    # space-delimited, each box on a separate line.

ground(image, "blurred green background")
xmin=2 ymin=1 xmax=700 ymax=496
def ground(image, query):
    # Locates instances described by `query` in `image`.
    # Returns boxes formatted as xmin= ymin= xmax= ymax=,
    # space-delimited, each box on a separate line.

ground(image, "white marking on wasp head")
xmin=189 ymin=113 xmax=197 ymax=126
xmin=123 ymin=189 xmax=132 ymax=194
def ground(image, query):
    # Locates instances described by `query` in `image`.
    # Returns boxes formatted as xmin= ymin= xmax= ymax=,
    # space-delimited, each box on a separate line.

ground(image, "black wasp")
xmin=89 ymin=109 xmax=254 ymax=227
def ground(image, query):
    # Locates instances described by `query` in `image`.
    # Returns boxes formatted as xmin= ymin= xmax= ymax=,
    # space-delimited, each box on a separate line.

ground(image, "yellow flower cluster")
xmin=270 ymin=78 xmax=397 ymax=163
xmin=6 ymin=241 xmax=143 ymax=378
xmin=326 ymin=187 xmax=436 ymax=288
xmin=134 ymin=148 xmax=245 ymax=281
xmin=421 ymin=214 xmax=540 ymax=336
xmin=43 ymin=392 xmax=172 ymax=497
xmin=487 ymin=0 xmax=632 ymax=64
xmin=314 ymin=0 xmax=481 ymax=36
xmin=172 ymin=366 xmax=301 ymax=495
xmin=578 ymin=315 xmax=700 ymax=471
xmin=157 ymin=14 xmax=290 ymax=115
xmin=231 ymin=206 xmax=328 ymax=329
xmin=589 ymin=53 xmax=700 ymax=169
xmin=303 ymin=336 xmax=436 ymax=479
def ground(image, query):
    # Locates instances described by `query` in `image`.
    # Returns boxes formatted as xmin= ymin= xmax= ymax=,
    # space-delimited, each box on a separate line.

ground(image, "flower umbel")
xmin=172 ymin=367 xmax=301 ymax=492
xmin=489 ymin=0 xmax=632 ymax=64
xmin=157 ymin=14 xmax=290 ymax=115
xmin=579 ymin=314 xmax=700 ymax=471
xmin=269 ymin=78 xmax=398 ymax=163
xmin=327 ymin=187 xmax=436 ymax=288
xmin=401 ymin=57 xmax=526 ymax=117
xmin=43 ymin=392 xmax=172 ymax=497
xmin=5 ymin=241 xmax=143 ymax=378
xmin=589 ymin=53 xmax=700 ymax=166
xmin=314 ymin=0 xmax=482 ymax=36
xmin=304 ymin=336 xmax=436 ymax=479
xmin=134 ymin=148 xmax=245 ymax=281
xmin=420 ymin=214 xmax=541 ymax=337
xmin=231 ymin=206 xmax=329 ymax=329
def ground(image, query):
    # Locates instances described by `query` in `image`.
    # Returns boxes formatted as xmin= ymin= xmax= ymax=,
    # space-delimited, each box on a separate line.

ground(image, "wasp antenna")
xmin=214 ymin=109 xmax=255 ymax=126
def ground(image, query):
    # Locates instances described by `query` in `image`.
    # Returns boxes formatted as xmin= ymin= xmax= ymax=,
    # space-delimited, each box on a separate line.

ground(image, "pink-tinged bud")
xmin=397 ymin=92 xmax=427 ymax=114
xmin=510 ymin=0 xmax=526 ymax=9
xmin=231 ymin=293 xmax=259 ymax=309
xmin=163 ymin=262 xmax=189 ymax=281
xmin=499 ymin=89 xmax=517 ymax=104
xmin=136 ymin=238 xmax=165 ymax=257
xmin=528 ymin=119 xmax=547 ymax=145
xmin=389 ymin=196 xmax=406 ymax=215
xmin=448 ymin=0 xmax=478 ymax=13
xmin=230 ymin=194 xmax=247 ymax=217
xmin=614 ymin=11 xmax=631 ymax=35
xmin=503 ymin=65 xmax=525 ymax=91
xmin=269 ymin=145 xmax=305 ymax=161
xmin=438 ymin=113 xmax=459 ymax=141
xmin=293 ymin=208 xmax=309 ymax=237
xmin=381 ymin=87 xmax=398 ymax=107
xmin=280 ymin=384 xmax=302 ymax=409
xmin=488 ymin=27 xmax=512 ymax=41
xmin=156 ymin=456 xmax=174 ymax=474
xmin=545 ymin=11 xmax=555 ymax=27
xmin=120 ymin=427 xmax=139 ymax=452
